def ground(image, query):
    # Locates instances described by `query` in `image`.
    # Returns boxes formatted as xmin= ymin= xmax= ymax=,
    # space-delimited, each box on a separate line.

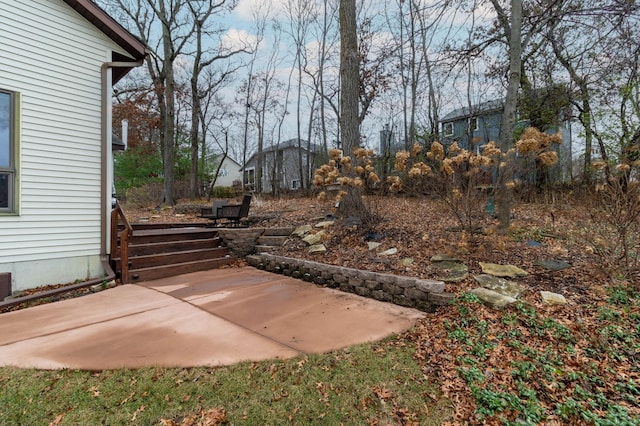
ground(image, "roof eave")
xmin=62 ymin=0 xmax=147 ymax=61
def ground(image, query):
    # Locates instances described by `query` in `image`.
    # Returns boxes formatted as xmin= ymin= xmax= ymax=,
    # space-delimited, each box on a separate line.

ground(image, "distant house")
xmin=440 ymin=98 xmax=573 ymax=181
xmin=440 ymin=99 xmax=505 ymax=152
xmin=212 ymin=156 xmax=242 ymax=188
xmin=0 ymin=0 xmax=146 ymax=292
xmin=243 ymin=139 xmax=324 ymax=192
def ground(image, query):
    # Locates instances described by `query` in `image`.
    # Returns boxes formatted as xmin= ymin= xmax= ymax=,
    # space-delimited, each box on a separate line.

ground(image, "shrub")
xmin=585 ymin=159 xmax=640 ymax=280
xmin=387 ymin=128 xmax=561 ymax=233
xmin=209 ymin=186 xmax=240 ymax=199
xmin=313 ymin=148 xmax=382 ymax=226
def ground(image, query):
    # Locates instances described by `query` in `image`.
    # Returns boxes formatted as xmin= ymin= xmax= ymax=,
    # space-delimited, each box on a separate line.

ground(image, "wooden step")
xmin=130 ymin=223 xmax=210 ymax=231
xmin=130 ymin=228 xmax=218 ymax=244
xmin=129 ymin=257 xmax=235 ymax=282
xmin=113 ymin=247 xmax=228 ymax=270
xmin=128 ymin=238 xmax=222 ymax=256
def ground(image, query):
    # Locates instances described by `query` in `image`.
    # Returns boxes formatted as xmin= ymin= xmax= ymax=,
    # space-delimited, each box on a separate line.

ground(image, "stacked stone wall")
xmin=247 ymin=253 xmax=455 ymax=312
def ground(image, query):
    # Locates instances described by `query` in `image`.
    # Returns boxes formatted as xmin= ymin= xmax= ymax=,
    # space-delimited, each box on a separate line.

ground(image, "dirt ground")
xmin=124 ymin=194 xmax=612 ymax=304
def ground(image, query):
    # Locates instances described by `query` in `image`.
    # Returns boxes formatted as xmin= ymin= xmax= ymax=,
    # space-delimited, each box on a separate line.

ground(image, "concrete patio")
xmin=0 ymin=267 xmax=425 ymax=370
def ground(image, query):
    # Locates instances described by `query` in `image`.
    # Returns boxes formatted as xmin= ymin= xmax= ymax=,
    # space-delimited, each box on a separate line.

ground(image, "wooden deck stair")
xmin=110 ymin=205 xmax=234 ymax=283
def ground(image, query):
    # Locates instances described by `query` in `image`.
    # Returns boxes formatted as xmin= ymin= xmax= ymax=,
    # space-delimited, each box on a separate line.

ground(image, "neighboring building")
xmin=243 ymin=139 xmax=323 ymax=192
xmin=440 ymin=99 xmax=504 ymax=152
xmin=0 ymin=0 xmax=146 ymax=291
xmin=212 ymin=156 xmax=242 ymax=188
xmin=440 ymin=98 xmax=573 ymax=182
xmin=379 ymin=124 xmax=404 ymax=158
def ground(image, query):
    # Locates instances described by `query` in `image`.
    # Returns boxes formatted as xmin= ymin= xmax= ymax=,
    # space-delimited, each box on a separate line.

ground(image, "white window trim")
xmin=443 ymin=122 xmax=454 ymax=137
xmin=0 ymin=89 xmax=18 ymax=214
xmin=469 ymin=117 xmax=478 ymax=132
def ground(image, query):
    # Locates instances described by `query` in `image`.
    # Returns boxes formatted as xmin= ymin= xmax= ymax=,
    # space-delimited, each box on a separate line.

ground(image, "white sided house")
xmin=213 ymin=156 xmax=242 ymax=188
xmin=0 ymin=0 xmax=146 ymax=293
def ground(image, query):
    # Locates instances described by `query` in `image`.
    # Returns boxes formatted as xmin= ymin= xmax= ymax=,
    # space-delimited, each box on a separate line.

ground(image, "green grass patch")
xmin=0 ymin=337 xmax=449 ymax=425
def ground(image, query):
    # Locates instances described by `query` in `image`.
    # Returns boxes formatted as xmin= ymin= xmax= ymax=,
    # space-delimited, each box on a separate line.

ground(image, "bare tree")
xmin=186 ymin=0 xmax=246 ymax=198
xmin=336 ymin=0 xmax=367 ymax=217
xmin=106 ymin=0 xmax=202 ymax=205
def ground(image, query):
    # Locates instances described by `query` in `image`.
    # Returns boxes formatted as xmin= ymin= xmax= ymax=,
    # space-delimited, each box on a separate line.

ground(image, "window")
xmin=291 ymin=179 xmax=300 ymax=190
xmin=218 ymin=167 xmax=228 ymax=177
xmin=443 ymin=122 xmax=454 ymax=137
xmin=0 ymin=89 xmax=17 ymax=212
xmin=469 ymin=117 xmax=478 ymax=132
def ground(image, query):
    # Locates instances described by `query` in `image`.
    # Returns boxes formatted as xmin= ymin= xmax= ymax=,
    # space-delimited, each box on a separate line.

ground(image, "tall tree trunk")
xmin=494 ymin=0 xmax=522 ymax=234
xmin=160 ymin=1 xmax=176 ymax=206
xmin=297 ymin=59 xmax=304 ymax=191
xmin=319 ymin=0 xmax=329 ymax=153
xmin=337 ymin=0 xmax=366 ymax=218
xmin=306 ymin=92 xmax=317 ymax=194
xmin=189 ymin=19 xmax=203 ymax=199
xmin=339 ymin=0 xmax=359 ymax=156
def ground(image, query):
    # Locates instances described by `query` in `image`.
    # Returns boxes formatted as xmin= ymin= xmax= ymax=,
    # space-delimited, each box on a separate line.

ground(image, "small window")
xmin=443 ymin=122 xmax=454 ymax=137
xmin=291 ymin=179 xmax=300 ymax=190
xmin=469 ymin=117 xmax=478 ymax=132
xmin=218 ymin=168 xmax=228 ymax=177
xmin=0 ymin=89 xmax=17 ymax=212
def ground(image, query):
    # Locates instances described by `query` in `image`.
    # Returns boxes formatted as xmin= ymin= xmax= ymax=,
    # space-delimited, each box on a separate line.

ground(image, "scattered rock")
xmin=535 ymin=259 xmax=572 ymax=271
xmin=292 ymin=225 xmax=313 ymax=237
xmin=315 ymin=220 xmax=335 ymax=228
xmin=541 ymin=291 xmax=568 ymax=305
xmin=400 ymin=257 xmax=414 ymax=266
xmin=174 ymin=213 xmax=185 ymax=217
xmin=367 ymin=242 xmax=382 ymax=251
xmin=527 ymin=240 xmax=543 ymax=247
xmin=470 ymin=287 xmax=517 ymax=309
xmin=430 ymin=261 xmax=469 ymax=283
xmin=380 ymin=248 xmax=398 ymax=256
xmin=479 ymin=262 xmax=528 ymax=278
xmin=473 ymin=274 xmax=525 ymax=298
xmin=309 ymin=244 xmax=327 ymax=253
xmin=90 ymin=280 xmax=117 ymax=293
xmin=302 ymin=231 xmax=324 ymax=246
xmin=431 ymin=254 xmax=461 ymax=262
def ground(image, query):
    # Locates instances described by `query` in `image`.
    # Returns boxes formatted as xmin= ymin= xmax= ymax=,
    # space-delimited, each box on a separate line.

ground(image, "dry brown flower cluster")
xmin=313 ymin=147 xmax=381 ymax=202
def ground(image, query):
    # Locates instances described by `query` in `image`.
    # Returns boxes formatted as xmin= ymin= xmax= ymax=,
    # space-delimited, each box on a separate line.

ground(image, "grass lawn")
xmin=0 ymin=336 xmax=450 ymax=425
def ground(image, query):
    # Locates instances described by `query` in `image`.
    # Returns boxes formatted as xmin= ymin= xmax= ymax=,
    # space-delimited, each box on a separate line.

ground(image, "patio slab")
xmin=0 ymin=267 xmax=425 ymax=370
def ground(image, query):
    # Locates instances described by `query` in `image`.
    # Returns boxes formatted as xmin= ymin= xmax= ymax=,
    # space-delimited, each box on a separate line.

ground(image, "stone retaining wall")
xmin=217 ymin=228 xmax=265 ymax=257
xmin=247 ymin=253 xmax=455 ymax=312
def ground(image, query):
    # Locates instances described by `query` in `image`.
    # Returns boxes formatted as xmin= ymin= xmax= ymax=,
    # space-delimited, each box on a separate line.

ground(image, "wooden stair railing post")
xmin=120 ymin=229 xmax=130 ymax=283
xmin=111 ymin=200 xmax=133 ymax=283
xmin=110 ymin=207 xmax=119 ymax=258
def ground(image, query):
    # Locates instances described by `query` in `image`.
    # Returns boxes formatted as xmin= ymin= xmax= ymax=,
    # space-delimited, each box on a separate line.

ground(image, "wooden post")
xmin=0 ymin=272 xmax=11 ymax=301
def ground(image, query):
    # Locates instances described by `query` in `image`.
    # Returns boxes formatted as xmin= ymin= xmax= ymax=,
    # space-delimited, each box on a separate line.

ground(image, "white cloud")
xmin=221 ymin=28 xmax=258 ymax=51
xmin=234 ymin=0 xmax=288 ymax=22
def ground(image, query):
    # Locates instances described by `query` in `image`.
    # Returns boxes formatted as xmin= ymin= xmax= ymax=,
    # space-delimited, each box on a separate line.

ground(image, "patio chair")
xmin=200 ymin=200 xmax=228 ymax=226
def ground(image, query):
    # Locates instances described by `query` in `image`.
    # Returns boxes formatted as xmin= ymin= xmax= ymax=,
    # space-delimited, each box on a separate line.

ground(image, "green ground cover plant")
xmin=413 ymin=289 xmax=640 ymax=424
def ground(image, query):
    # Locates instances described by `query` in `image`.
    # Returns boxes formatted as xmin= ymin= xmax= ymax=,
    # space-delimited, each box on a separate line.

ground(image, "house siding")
xmin=214 ymin=157 xmax=242 ymax=187
xmin=0 ymin=0 xmax=130 ymax=290
xmin=442 ymin=112 xmax=502 ymax=151
xmin=244 ymin=139 xmax=324 ymax=193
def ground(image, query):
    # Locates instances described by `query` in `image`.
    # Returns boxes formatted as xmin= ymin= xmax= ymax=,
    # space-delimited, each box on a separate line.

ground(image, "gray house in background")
xmin=440 ymin=98 xmax=573 ymax=182
xmin=243 ymin=138 xmax=324 ymax=193
xmin=440 ymin=99 xmax=504 ymax=152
